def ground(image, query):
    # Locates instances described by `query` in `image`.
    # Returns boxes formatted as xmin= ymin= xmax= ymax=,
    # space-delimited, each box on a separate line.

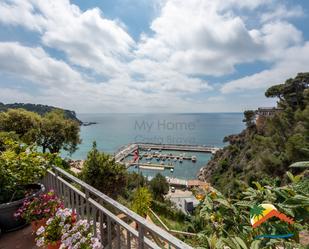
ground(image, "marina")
xmin=114 ymin=143 xmax=220 ymax=180
xmin=115 ymin=142 xmax=220 ymax=165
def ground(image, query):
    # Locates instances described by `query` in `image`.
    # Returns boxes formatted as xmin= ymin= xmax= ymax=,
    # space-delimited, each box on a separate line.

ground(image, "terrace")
xmin=0 ymin=166 xmax=193 ymax=249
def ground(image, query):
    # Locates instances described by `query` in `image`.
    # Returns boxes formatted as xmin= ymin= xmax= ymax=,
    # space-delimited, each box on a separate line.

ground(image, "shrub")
xmin=149 ymin=173 xmax=169 ymax=201
xmin=0 ymin=140 xmax=50 ymax=203
xmin=14 ymin=190 xmax=62 ymax=223
xmin=81 ymin=142 xmax=127 ymax=198
xmin=131 ymin=187 xmax=152 ymax=217
xmin=152 ymin=200 xmax=187 ymax=222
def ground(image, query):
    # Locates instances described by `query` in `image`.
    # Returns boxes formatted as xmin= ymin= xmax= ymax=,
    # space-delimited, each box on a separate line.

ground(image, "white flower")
xmin=36 ymin=237 xmax=45 ymax=247
xmin=36 ymin=226 xmax=45 ymax=236
xmin=46 ymin=218 xmax=53 ymax=225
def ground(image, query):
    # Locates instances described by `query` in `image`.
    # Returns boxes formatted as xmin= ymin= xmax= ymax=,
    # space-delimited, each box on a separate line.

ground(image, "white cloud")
xmin=261 ymin=4 xmax=304 ymax=23
xmin=0 ymin=0 xmax=134 ymax=76
xmin=136 ymin=0 xmax=303 ymax=76
xmin=221 ymin=42 xmax=309 ymax=93
xmin=0 ymin=42 xmax=211 ymax=112
xmin=0 ymin=42 xmax=84 ymax=87
xmin=0 ymin=88 xmax=34 ymax=103
xmin=0 ymin=0 xmax=307 ymax=112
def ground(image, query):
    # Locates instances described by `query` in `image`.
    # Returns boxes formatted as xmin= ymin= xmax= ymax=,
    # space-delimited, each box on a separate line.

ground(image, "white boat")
xmin=170 ymin=168 xmax=174 ymax=173
xmin=192 ymin=156 xmax=197 ymax=162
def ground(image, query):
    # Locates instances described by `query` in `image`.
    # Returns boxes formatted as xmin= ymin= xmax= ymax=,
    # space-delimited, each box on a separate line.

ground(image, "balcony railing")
xmin=41 ymin=166 xmax=193 ymax=249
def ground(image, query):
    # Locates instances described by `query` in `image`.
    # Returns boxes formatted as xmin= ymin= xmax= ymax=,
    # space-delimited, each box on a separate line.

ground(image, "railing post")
xmin=138 ymin=223 xmax=144 ymax=249
xmin=85 ymin=189 xmax=90 ymax=223
xmin=55 ymin=169 xmax=59 ymax=196
xmin=107 ymin=216 xmax=112 ymax=248
xmin=45 ymin=166 xmax=193 ymax=249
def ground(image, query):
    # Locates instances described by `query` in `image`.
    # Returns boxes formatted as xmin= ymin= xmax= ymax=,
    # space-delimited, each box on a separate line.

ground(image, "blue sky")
xmin=0 ymin=0 xmax=308 ymax=113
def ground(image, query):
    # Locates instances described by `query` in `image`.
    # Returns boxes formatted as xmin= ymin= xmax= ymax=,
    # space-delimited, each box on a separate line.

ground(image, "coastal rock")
xmin=82 ymin=122 xmax=97 ymax=126
xmin=0 ymin=102 xmax=82 ymax=124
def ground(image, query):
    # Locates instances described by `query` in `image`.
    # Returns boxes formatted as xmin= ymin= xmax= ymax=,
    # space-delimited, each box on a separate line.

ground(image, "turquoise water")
xmin=68 ymin=113 xmax=244 ymax=179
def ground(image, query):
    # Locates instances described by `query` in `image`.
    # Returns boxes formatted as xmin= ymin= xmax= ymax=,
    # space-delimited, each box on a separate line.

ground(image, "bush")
xmin=131 ymin=187 xmax=152 ymax=217
xmin=80 ymin=142 xmax=127 ymax=199
xmin=0 ymin=139 xmax=50 ymax=203
xmin=14 ymin=190 xmax=62 ymax=223
xmin=149 ymin=173 xmax=169 ymax=201
xmin=152 ymin=200 xmax=187 ymax=222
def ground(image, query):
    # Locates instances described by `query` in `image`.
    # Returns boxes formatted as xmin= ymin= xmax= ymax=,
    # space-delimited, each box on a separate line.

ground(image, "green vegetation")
xmin=38 ymin=110 xmax=81 ymax=153
xmin=0 ymin=109 xmax=41 ymax=145
xmin=0 ymin=109 xmax=81 ymax=154
xmin=203 ymin=73 xmax=309 ymax=195
xmin=0 ymin=108 xmax=80 ymax=203
xmin=0 ymin=102 xmax=82 ymax=124
xmin=0 ymin=74 xmax=308 ymax=248
xmin=191 ymin=172 xmax=309 ymax=248
xmin=149 ymin=173 xmax=169 ymax=201
xmin=0 ymin=138 xmax=51 ymax=203
xmin=131 ymin=187 xmax=152 ymax=217
xmin=80 ymin=142 xmax=127 ymax=199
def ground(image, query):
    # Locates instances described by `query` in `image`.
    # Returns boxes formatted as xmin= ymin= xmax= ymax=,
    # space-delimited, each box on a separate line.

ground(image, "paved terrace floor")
xmin=0 ymin=224 xmax=308 ymax=248
xmin=0 ymin=226 xmax=37 ymax=249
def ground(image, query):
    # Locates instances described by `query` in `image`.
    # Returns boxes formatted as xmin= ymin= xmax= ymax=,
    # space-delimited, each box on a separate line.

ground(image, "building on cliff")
xmin=255 ymin=107 xmax=283 ymax=129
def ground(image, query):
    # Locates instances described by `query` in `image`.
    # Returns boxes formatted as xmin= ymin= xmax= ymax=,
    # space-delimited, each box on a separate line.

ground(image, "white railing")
xmin=41 ymin=166 xmax=193 ymax=249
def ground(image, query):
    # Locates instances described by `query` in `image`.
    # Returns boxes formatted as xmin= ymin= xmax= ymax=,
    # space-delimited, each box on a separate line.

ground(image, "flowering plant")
xmin=14 ymin=190 xmax=62 ymax=223
xmin=36 ymin=208 xmax=76 ymax=247
xmin=61 ymin=219 xmax=103 ymax=249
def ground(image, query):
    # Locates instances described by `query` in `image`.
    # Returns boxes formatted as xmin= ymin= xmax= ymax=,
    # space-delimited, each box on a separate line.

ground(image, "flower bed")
xmin=61 ymin=219 xmax=103 ymax=249
xmin=15 ymin=190 xmax=62 ymax=232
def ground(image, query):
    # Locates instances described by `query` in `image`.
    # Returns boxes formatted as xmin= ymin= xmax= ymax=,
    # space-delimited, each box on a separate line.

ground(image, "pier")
xmin=114 ymin=143 xmax=220 ymax=166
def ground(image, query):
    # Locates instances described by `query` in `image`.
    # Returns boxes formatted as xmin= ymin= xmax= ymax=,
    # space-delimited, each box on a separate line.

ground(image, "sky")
xmin=0 ymin=0 xmax=308 ymax=113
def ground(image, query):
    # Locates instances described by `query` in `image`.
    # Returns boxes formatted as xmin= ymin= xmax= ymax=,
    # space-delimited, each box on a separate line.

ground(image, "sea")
xmin=67 ymin=113 xmax=244 ymax=179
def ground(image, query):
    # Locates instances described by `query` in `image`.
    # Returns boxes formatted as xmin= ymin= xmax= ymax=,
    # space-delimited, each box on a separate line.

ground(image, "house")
xmin=255 ymin=107 xmax=283 ymax=129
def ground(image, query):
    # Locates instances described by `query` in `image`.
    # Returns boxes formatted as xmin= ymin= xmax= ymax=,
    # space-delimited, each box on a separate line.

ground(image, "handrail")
xmin=45 ymin=166 xmax=193 ymax=249
xmin=149 ymin=209 xmax=197 ymax=237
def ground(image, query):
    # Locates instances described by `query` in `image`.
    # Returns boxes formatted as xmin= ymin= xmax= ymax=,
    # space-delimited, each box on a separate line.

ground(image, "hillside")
xmin=199 ymin=73 xmax=309 ymax=194
xmin=0 ymin=102 xmax=82 ymax=124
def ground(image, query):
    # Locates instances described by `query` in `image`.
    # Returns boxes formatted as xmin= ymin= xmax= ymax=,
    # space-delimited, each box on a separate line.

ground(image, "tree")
xmin=131 ymin=187 xmax=152 ymax=217
xmin=242 ymin=110 xmax=256 ymax=128
xmin=149 ymin=173 xmax=169 ymax=201
xmin=265 ymin=84 xmax=285 ymax=101
xmin=0 ymin=109 xmax=41 ymax=144
xmin=81 ymin=142 xmax=127 ymax=199
xmin=126 ymin=172 xmax=147 ymax=190
xmin=265 ymin=72 xmax=309 ymax=109
xmin=0 ymin=109 xmax=81 ymax=154
xmin=0 ymin=131 xmax=19 ymax=152
xmin=38 ymin=110 xmax=81 ymax=154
